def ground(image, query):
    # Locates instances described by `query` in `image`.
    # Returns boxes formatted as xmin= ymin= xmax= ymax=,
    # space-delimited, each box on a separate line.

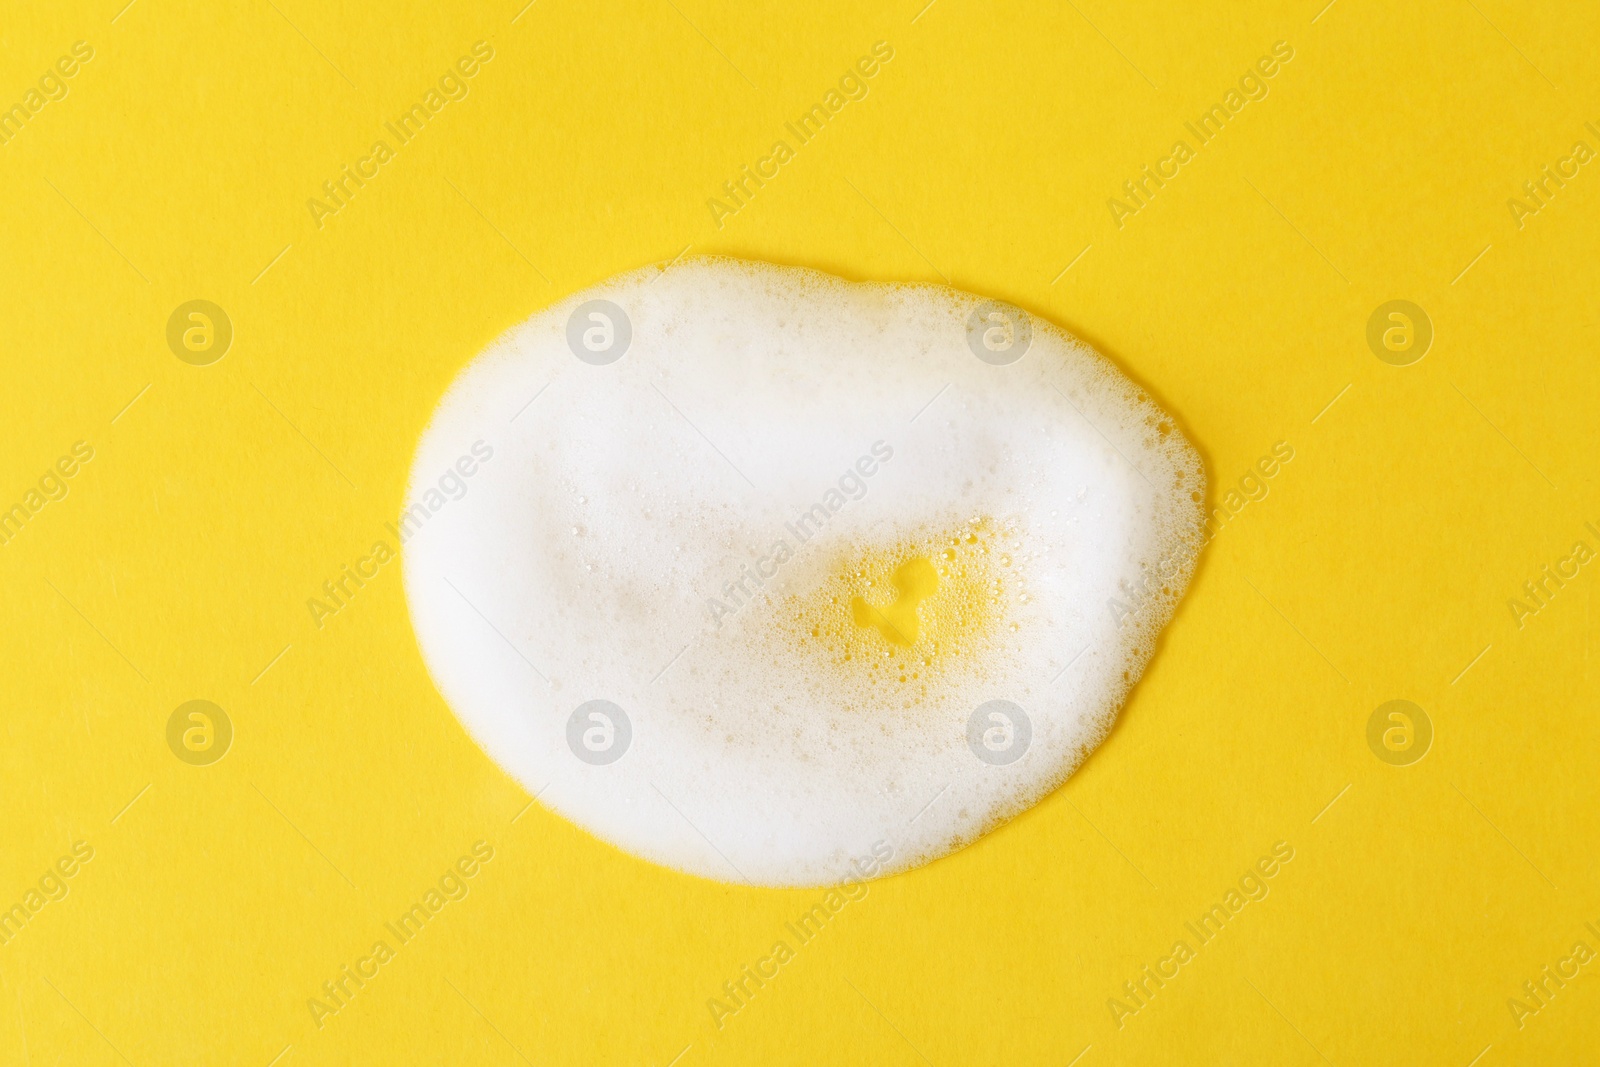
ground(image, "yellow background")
xmin=2 ymin=0 xmax=1597 ymax=1063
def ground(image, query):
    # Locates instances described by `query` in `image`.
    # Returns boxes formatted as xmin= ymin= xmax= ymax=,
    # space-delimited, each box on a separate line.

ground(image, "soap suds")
xmin=402 ymin=257 xmax=1205 ymax=886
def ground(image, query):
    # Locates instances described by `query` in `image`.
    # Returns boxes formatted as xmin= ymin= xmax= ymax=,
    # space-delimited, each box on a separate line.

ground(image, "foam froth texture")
xmin=403 ymin=258 xmax=1205 ymax=887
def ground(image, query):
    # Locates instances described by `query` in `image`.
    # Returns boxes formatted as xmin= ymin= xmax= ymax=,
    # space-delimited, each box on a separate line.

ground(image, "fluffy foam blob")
xmin=403 ymin=258 xmax=1205 ymax=887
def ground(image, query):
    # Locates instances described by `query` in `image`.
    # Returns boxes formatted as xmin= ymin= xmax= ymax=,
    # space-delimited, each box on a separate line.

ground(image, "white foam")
xmin=402 ymin=258 xmax=1205 ymax=886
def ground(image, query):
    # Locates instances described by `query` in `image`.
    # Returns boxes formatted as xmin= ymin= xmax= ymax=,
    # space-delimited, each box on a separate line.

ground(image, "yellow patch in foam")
xmin=786 ymin=518 xmax=1018 ymax=692
xmin=851 ymin=556 xmax=938 ymax=646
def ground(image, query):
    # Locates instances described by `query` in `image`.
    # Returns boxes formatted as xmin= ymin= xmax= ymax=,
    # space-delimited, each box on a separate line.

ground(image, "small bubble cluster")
xmin=779 ymin=518 xmax=1027 ymax=702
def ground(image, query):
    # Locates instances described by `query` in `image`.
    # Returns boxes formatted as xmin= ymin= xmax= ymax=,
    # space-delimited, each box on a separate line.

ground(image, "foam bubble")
xmin=403 ymin=258 xmax=1205 ymax=886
